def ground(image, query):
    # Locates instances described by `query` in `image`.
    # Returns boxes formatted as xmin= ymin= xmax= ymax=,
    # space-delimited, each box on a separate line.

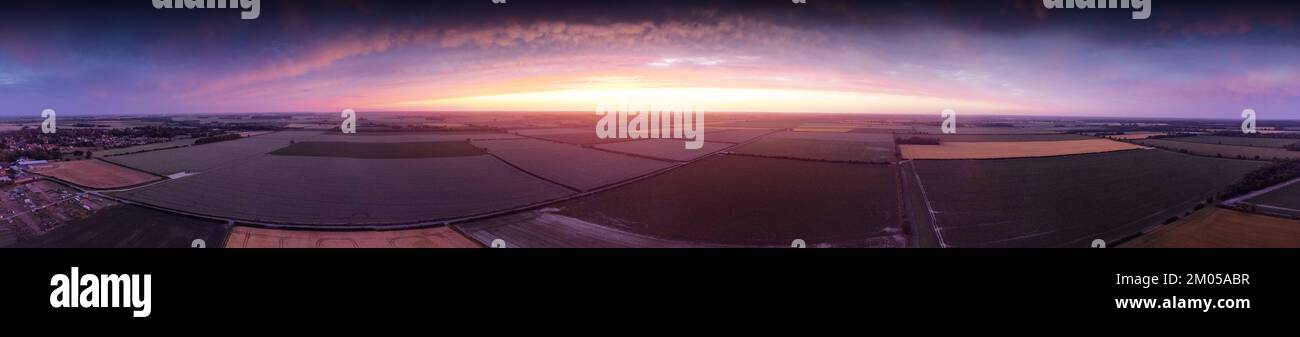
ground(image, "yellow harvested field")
xmin=900 ymin=139 xmax=1143 ymax=159
xmin=1108 ymin=132 xmax=1165 ymax=140
xmin=1123 ymin=207 xmax=1300 ymax=248
xmin=225 ymin=226 xmax=482 ymax=248
xmin=29 ymin=160 xmax=160 ymax=189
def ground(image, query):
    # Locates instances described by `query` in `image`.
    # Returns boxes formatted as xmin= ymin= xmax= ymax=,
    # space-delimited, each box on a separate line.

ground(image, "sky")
xmin=1 ymin=0 xmax=1298 ymax=118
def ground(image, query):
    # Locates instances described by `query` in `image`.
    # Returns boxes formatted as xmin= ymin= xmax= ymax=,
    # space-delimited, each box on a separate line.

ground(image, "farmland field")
xmin=0 ymin=225 xmax=13 ymax=247
xmin=270 ymin=141 xmax=485 ymax=159
xmin=733 ymin=137 xmax=894 ymax=163
xmin=768 ymin=131 xmax=896 ymax=143
xmin=94 ymin=138 xmax=197 ymax=157
xmin=1122 ymin=207 xmax=1300 ymax=248
xmin=510 ymin=128 xmax=590 ymax=136
xmin=791 ymin=127 xmax=853 ymax=132
xmin=912 ymin=126 xmax=1063 ymax=134
xmin=792 ymin=122 xmax=856 ymax=132
xmin=905 ymin=150 xmax=1264 ymax=247
xmin=929 ymin=134 xmax=1094 ymax=142
xmin=1106 ymin=132 xmax=1165 ymax=140
xmin=29 ymin=160 xmax=160 ymax=189
xmin=1165 ymin=135 xmax=1299 ymax=148
xmin=703 ymin=129 xmax=776 ymax=143
xmin=309 ymin=132 xmax=519 ymax=143
xmin=455 ymin=208 xmax=721 ymax=248
xmin=103 ymin=131 xmax=321 ymax=175
xmin=1243 ymin=179 xmax=1300 ymax=215
xmin=593 ymin=139 xmax=730 ymax=162
xmin=526 ymin=132 xmax=628 ymax=145
xmin=6 ymin=205 xmax=230 ymax=248
xmin=226 ymin=225 xmax=480 ymax=248
xmin=553 ymin=155 xmax=903 ymax=247
xmin=1133 ymin=138 xmax=1300 ymax=160
xmin=731 ymin=131 xmax=899 ymax=162
xmin=849 ymin=126 xmax=912 ymax=133
xmin=712 ymin=120 xmax=803 ymax=128
xmin=111 ymin=154 xmax=574 ymax=226
xmin=900 ymin=139 xmax=1142 ymax=159
xmin=510 ymin=127 xmax=625 ymax=145
xmin=471 ymin=139 xmax=672 ymax=191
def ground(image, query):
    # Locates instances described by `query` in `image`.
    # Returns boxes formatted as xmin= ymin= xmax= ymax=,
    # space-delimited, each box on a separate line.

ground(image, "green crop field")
xmin=270 ymin=141 xmax=486 ymax=158
xmin=905 ymin=150 xmax=1264 ymax=247
xmin=555 ymin=155 xmax=903 ymax=247
xmin=1166 ymin=135 xmax=1300 ymax=148
xmin=1134 ymin=139 xmax=1300 ymax=161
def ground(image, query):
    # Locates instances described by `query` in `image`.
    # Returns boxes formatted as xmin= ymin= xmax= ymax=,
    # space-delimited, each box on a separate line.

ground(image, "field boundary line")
xmin=585 ymin=143 xmax=701 ymax=163
xmin=893 ymin=163 xmax=910 ymax=247
xmin=1066 ymin=188 xmax=1223 ymax=248
xmin=1134 ymin=140 xmax=1286 ymax=163
xmin=903 ymin=160 xmax=947 ymax=248
xmin=898 ymin=147 xmax=1147 ymax=161
xmin=37 ymin=177 xmax=244 ymax=228
xmin=57 ymin=131 xmax=759 ymax=232
xmin=1223 ymin=176 xmax=1300 ymax=205
xmin=97 ymin=144 xmax=191 ymax=158
xmin=484 ymin=134 xmax=682 ymax=165
xmin=693 ymin=128 xmax=781 ymax=145
xmin=509 ymin=130 xmax=640 ymax=147
xmin=483 ymin=153 xmax=583 ymax=193
xmin=1230 ymin=203 xmax=1300 ymax=220
xmin=1255 ymin=203 xmax=1300 ymax=213
xmin=95 ymin=152 xmax=694 ymax=231
xmin=721 ymin=152 xmax=892 ymax=165
xmin=24 ymin=169 xmax=169 ymax=192
xmin=92 ymin=157 xmax=169 ymax=179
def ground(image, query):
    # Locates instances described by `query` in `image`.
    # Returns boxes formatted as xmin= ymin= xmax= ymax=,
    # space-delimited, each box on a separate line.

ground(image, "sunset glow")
xmin=2 ymin=1 xmax=1297 ymax=117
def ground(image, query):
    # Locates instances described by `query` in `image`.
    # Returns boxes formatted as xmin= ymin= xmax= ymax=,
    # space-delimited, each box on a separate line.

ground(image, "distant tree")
xmin=193 ymin=133 xmax=241 ymax=145
xmin=1219 ymin=159 xmax=1300 ymax=200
